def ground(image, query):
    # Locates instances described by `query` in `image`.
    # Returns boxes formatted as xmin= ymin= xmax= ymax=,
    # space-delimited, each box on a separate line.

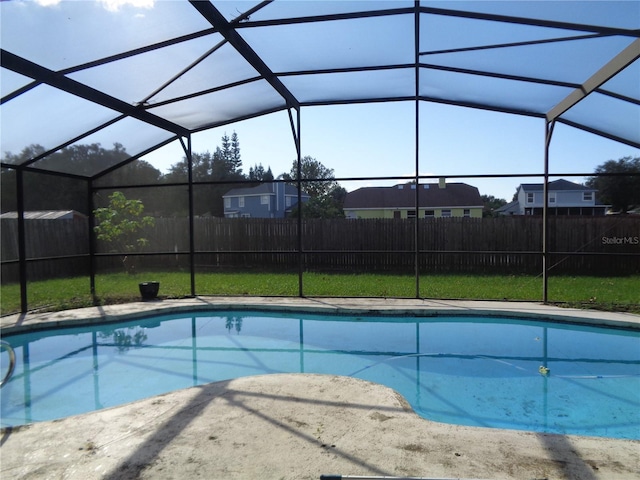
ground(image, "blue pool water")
xmin=1 ymin=310 xmax=639 ymax=439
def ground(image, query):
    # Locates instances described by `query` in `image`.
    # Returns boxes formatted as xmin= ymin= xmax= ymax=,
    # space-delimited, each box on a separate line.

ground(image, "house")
xmin=494 ymin=201 xmax=520 ymax=216
xmin=222 ymin=183 xmax=310 ymax=218
xmin=498 ymin=179 xmax=607 ymax=216
xmin=343 ymin=181 xmax=484 ymax=219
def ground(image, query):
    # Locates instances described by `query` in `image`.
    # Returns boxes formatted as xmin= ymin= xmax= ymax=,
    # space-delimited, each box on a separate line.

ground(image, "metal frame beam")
xmin=420 ymin=5 xmax=640 ymax=37
xmin=556 ymin=117 xmax=640 ymax=149
xmin=88 ymin=179 xmax=97 ymax=301
xmin=236 ymin=4 xmax=639 ymax=38
xmin=16 ymin=170 xmax=28 ymax=312
xmin=0 ymin=50 xmax=190 ymax=137
xmin=413 ymin=0 xmax=421 ymax=298
xmin=179 ymin=136 xmax=197 ymax=297
xmin=0 ymin=28 xmax=218 ymax=105
xmin=542 ymin=121 xmax=555 ymax=303
xmin=547 ymin=38 xmax=640 ymax=122
xmin=189 ymin=1 xmax=300 ymax=110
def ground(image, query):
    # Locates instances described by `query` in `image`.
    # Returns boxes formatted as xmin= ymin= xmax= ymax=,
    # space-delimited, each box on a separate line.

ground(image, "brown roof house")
xmin=343 ymin=181 xmax=484 ymax=219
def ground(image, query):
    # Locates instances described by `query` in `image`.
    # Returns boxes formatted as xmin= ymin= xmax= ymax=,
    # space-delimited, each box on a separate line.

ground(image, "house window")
xmin=583 ymin=192 xmax=593 ymax=201
xmin=526 ymin=192 xmax=534 ymax=204
xmin=548 ymin=192 xmax=556 ymax=204
xmin=407 ymin=210 xmax=416 ymax=218
xmin=286 ymin=196 xmax=291 ymax=207
xmin=441 ymin=209 xmax=452 ymax=217
xmin=463 ymin=209 xmax=470 ymax=217
xmin=424 ymin=210 xmax=434 ymax=217
xmin=241 ymin=213 xmax=250 ymax=218
xmin=239 ymin=197 xmax=245 ymax=207
xmin=224 ymin=198 xmax=230 ymax=209
xmin=260 ymin=195 xmax=269 ymax=205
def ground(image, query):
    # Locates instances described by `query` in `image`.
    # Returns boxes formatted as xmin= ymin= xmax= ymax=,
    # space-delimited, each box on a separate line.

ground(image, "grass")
xmin=1 ymin=272 xmax=639 ymax=316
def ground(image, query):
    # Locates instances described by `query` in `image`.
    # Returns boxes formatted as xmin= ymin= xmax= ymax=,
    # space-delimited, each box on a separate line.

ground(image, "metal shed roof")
xmin=1 ymin=1 xmax=639 ymax=180
xmin=0 ymin=210 xmax=86 ymax=220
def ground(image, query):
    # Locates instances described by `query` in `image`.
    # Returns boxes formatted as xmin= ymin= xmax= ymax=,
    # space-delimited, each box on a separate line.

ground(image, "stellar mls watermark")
xmin=601 ymin=236 xmax=639 ymax=245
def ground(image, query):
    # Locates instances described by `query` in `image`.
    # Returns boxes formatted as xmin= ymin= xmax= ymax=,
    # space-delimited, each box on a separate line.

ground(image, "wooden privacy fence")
xmin=2 ymin=216 xmax=639 ymax=283
xmin=1 ymin=218 xmax=89 ymax=283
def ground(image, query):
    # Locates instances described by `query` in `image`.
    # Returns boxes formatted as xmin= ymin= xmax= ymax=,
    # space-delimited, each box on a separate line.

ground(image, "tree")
xmin=164 ymin=151 xmax=213 ymax=183
xmin=229 ymin=131 xmax=242 ymax=175
xmin=96 ymin=158 xmax=162 ymax=187
xmin=93 ymin=191 xmax=155 ymax=273
xmin=163 ymin=133 xmax=245 ymax=216
xmin=95 ymin=158 xmax=164 ymax=214
xmin=481 ymin=194 xmax=507 ymax=217
xmin=248 ymin=163 xmax=274 ymax=181
xmin=291 ymin=184 xmax=347 ymax=218
xmin=283 ymin=156 xmax=345 ymax=218
xmin=586 ymin=156 xmax=640 ymax=213
xmin=1 ymin=143 xmax=133 ymax=214
xmin=213 ymin=131 xmax=242 ymax=178
xmin=283 ymin=156 xmax=338 ymax=198
xmin=32 ymin=143 xmax=129 ymax=177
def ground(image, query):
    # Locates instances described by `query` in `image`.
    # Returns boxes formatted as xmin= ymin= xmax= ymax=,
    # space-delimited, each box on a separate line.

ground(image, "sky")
xmin=2 ymin=0 xmax=639 ymax=203
xmin=144 ymin=101 xmax=640 ymax=202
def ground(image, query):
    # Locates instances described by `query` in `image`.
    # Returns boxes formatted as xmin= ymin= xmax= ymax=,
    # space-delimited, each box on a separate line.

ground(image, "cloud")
xmin=34 ymin=0 xmax=154 ymax=12
xmin=98 ymin=0 xmax=155 ymax=12
xmin=35 ymin=0 xmax=62 ymax=6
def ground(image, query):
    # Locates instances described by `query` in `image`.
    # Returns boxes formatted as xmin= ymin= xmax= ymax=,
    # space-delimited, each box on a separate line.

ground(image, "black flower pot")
xmin=139 ymin=281 xmax=160 ymax=300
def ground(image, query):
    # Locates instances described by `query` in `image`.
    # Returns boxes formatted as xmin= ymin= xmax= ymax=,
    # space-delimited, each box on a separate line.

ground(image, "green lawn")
xmin=1 ymin=272 xmax=639 ymax=316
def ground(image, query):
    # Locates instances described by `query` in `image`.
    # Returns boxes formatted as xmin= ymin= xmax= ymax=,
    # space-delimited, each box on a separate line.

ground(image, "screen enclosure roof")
xmin=1 ymin=0 xmax=639 ymax=179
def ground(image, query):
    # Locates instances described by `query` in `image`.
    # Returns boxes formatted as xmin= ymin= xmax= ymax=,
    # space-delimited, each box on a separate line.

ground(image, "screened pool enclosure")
xmin=1 ymin=1 xmax=639 ymax=313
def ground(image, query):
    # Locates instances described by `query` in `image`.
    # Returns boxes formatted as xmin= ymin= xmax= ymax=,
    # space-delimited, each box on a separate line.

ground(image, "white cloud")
xmin=35 ymin=0 xmax=62 ymax=6
xmin=98 ymin=0 xmax=155 ymax=13
xmin=33 ymin=0 xmax=154 ymax=12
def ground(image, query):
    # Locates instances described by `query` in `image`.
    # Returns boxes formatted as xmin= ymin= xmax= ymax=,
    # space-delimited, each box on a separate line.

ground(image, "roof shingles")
xmin=344 ymin=183 xmax=483 ymax=209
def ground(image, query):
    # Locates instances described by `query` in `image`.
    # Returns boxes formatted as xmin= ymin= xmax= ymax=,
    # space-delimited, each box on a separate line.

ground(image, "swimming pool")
xmin=1 ymin=309 xmax=639 ymax=439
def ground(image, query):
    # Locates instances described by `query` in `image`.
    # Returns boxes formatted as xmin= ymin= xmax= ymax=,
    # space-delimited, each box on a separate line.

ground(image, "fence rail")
xmin=2 ymin=216 xmax=639 ymax=283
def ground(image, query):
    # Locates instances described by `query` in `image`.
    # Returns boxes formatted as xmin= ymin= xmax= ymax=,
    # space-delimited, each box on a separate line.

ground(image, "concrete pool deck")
xmin=1 ymin=297 xmax=639 ymax=479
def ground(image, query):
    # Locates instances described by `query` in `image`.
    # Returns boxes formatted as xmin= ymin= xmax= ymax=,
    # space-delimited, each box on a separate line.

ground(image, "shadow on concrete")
xmin=536 ymin=432 xmax=598 ymax=480
xmin=101 ymin=379 xmax=398 ymax=479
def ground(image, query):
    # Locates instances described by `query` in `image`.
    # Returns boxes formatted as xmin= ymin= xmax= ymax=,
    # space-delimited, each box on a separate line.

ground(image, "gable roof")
xmin=495 ymin=200 xmax=520 ymax=214
xmin=223 ymin=183 xmax=306 ymax=198
xmin=518 ymin=179 xmax=593 ymax=192
xmin=344 ymin=183 xmax=483 ymax=210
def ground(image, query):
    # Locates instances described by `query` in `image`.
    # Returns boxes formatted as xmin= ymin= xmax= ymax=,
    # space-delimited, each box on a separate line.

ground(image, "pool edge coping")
xmin=2 ymin=296 xmax=639 ymax=335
